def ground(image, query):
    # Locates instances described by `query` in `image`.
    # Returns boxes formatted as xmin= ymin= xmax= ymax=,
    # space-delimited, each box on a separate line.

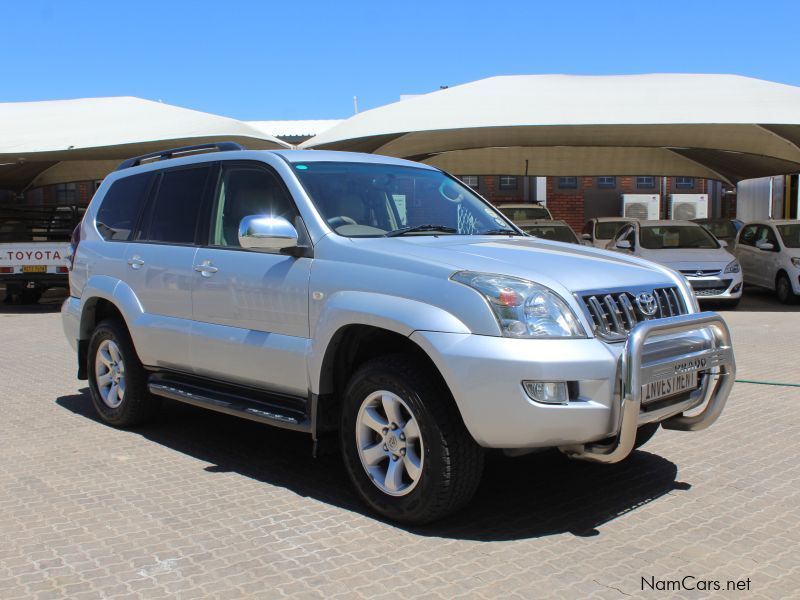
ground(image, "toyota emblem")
xmin=635 ymin=291 xmax=659 ymax=316
xmin=695 ymin=270 xmax=704 ymax=277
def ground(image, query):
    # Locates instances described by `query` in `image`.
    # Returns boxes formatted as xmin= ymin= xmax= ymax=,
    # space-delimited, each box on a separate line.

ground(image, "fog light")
xmin=523 ymin=381 xmax=569 ymax=404
xmin=731 ymin=283 xmax=742 ymax=293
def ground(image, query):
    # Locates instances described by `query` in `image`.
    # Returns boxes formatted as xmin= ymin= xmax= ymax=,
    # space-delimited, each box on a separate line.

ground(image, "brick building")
xmin=455 ymin=174 xmax=737 ymax=232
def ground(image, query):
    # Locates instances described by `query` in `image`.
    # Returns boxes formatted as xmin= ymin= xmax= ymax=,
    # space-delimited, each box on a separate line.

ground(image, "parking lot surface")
xmin=1 ymin=288 xmax=799 ymax=599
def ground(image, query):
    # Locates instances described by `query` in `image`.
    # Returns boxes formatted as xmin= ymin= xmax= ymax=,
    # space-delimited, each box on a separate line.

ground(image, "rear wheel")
xmin=87 ymin=319 xmax=161 ymax=427
xmin=340 ymin=354 xmax=484 ymax=524
xmin=776 ymin=272 xmax=796 ymax=304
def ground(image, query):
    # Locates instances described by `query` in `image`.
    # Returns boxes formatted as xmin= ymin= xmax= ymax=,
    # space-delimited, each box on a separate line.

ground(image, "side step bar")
xmin=147 ymin=374 xmax=312 ymax=433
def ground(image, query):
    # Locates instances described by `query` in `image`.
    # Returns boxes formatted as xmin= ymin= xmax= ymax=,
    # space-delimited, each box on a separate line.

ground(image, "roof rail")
xmin=115 ymin=142 xmax=246 ymax=171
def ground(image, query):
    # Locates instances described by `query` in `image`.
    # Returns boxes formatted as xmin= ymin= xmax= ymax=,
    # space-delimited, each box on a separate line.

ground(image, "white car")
xmin=608 ymin=220 xmax=742 ymax=306
xmin=734 ymin=220 xmax=800 ymax=304
xmin=496 ymin=203 xmax=552 ymax=222
xmin=581 ymin=217 xmax=634 ymax=248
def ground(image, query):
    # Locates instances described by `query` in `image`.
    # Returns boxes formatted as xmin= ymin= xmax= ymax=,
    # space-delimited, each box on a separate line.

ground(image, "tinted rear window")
xmin=95 ymin=172 xmax=154 ymax=241
xmin=137 ymin=166 xmax=211 ymax=244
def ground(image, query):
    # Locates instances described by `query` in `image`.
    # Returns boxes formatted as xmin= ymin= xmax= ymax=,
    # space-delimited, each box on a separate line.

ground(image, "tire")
xmin=776 ymin=272 xmax=796 ymax=305
xmin=20 ymin=288 xmax=43 ymax=305
xmin=340 ymin=354 xmax=484 ymax=524
xmin=633 ymin=422 xmax=659 ymax=450
xmin=87 ymin=318 xmax=161 ymax=427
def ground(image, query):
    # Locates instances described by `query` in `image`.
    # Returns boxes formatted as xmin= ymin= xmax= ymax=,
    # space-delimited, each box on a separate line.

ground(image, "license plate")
xmin=641 ymin=370 xmax=698 ymax=404
xmin=21 ymin=265 xmax=47 ymax=273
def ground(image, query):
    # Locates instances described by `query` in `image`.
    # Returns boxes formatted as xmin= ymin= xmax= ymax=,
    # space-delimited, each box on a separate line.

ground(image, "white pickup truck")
xmin=0 ymin=204 xmax=82 ymax=304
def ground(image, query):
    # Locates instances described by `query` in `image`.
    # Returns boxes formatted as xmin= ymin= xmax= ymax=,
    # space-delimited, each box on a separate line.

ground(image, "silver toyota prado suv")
xmin=62 ymin=143 xmax=735 ymax=524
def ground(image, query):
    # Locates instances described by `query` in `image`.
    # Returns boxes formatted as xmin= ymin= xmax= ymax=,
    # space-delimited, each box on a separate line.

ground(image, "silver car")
xmin=62 ymin=144 xmax=736 ymax=524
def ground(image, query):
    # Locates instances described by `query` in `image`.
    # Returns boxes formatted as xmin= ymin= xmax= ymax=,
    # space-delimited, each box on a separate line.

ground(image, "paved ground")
xmin=1 ymin=288 xmax=799 ymax=599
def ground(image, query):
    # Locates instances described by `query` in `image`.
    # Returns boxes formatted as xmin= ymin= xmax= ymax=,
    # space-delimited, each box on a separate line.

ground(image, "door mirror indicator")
xmin=615 ymin=239 xmax=632 ymax=250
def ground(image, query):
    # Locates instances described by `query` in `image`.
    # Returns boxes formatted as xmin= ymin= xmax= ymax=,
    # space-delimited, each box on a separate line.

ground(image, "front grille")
xmin=680 ymin=269 xmax=721 ymax=277
xmin=694 ymin=286 xmax=728 ymax=296
xmin=690 ymin=279 xmax=732 ymax=296
xmin=579 ymin=286 xmax=686 ymax=340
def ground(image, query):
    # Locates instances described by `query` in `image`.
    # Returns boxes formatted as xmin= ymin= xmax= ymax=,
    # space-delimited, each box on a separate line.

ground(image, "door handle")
xmin=127 ymin=256 xmax=144 ymax=269
xmin=194 ymin=260 xmax=218 ymax=277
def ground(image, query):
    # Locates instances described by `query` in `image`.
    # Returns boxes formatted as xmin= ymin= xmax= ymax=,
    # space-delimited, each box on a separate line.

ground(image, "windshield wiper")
xmin=479 ymin=228 xmax=518 ymax=236
xmin=386 ymin=224 xmax=457 ymax=237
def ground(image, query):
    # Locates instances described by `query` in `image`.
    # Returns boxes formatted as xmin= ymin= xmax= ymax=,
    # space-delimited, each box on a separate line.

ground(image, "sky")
xmin=2 ymin=0 xmax=800 ymax=121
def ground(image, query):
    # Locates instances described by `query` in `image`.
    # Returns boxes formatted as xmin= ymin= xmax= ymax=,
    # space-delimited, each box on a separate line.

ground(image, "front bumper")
xmin=411 ymin=311 xmax=734 ymax=462
xmin=560 ymin=312 xmax=735 ymax=463
xmin=685 ymin=271 xmax=743 ymax=300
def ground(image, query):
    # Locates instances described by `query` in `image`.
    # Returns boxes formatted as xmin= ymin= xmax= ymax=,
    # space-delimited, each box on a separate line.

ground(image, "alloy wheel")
xmin=94 ymin=339 xmax=126 ymax=408
xmin=355 ymin=390 xmax=424 ymax=496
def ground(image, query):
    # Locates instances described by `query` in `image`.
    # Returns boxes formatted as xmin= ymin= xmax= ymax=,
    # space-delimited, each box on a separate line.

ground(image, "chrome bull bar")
xmin=561 ymin=311 xmax=736 ymax=464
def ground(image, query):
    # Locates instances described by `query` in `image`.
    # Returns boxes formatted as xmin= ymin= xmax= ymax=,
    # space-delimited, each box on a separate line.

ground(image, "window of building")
xmin=55 ymin=183 xmax=77 ymax=203
xmin=597 ymin=176 xmax=616 ymax=189
xmin=675 ymin=176 xmax=695 ymax=189
xmin=459 ymin=175 xmax=479 ymax=189
xmin=636 ymin=176 xmax=655 ymax=189
xmin=558 ymin=176 xmax=577 ymax=189
xmin=137 ymin=166 xmax=211 ymax=244
xmin=498 ymin=176 xmax=517 ymax=190
xmin=95 ymin=172 xmax=155 ymax=241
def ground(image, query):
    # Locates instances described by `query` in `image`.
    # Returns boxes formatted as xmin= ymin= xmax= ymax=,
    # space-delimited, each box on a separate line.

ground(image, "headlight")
xmin=791 ymin=257 xmax=800 ymax=268
xmin=451 ymin=271 xmax=586 ymax=338
xmin=724 ymin=260 xmax=741 ymax=274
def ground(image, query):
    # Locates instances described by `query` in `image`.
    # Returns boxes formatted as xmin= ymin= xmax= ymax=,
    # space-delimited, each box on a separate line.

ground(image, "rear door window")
xmin=95 ymin=172 xmax=154 ymax=241
xmin=136 ymin=166 xmax=212 ymax=244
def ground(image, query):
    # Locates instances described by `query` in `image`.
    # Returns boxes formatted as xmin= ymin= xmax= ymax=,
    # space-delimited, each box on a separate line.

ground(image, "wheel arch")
xmin=313 ymin=324 xmax=453 ymax=433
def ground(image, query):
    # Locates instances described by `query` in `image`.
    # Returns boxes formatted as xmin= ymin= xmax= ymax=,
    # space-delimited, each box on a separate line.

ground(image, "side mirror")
xmin=719 ymin=239 xmax=728 ymax=248
xmin=615 ymin=239 xmax=632 ymax=250
xmin=756 ymin=241 xmax=775 ymax=251
xmin=581 ymin=233 xmax=592 ymax=241
xmin=239 ymin=215 xmax=299 ymax=251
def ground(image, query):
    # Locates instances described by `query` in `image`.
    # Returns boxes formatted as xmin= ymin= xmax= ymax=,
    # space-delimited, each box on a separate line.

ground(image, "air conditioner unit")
xmin=670 ymin=194 xmax=708 ymax=220
xmin=621 ymin=194 xmax=660 ymax=220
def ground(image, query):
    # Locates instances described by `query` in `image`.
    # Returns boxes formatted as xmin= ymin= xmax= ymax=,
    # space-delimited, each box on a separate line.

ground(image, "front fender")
xmin=308 ymin=291 xmax=470 ymax=394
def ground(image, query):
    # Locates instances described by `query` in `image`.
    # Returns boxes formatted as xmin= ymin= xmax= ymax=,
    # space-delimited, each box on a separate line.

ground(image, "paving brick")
xmin=0 ymin=296 xmax=798 ymax=597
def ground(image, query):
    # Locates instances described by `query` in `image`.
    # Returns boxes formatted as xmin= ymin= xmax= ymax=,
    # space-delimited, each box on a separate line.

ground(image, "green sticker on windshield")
xmin=295 ymin=164 xmax=309 ymax=170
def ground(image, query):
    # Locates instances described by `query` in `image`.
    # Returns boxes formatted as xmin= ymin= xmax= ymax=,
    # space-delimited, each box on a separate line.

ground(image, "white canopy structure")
xmin=0 ymin=97 xmax=289 ymax=191
xmin=303 ymin=74 xmax=800 ymax=184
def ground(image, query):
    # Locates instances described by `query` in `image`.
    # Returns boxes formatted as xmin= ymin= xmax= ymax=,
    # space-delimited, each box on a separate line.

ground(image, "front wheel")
xmin=634 ymin=422 xmax=660 ymax=450
xmin=340 ymin=355 xmax=484 ymax=524
xmin=776 ymin=273 xmax=796 ymax=304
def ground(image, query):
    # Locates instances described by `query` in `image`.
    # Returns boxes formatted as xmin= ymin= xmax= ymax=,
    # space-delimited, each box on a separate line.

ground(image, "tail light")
xmin=67 ymin=222 xmax=82 ymax=270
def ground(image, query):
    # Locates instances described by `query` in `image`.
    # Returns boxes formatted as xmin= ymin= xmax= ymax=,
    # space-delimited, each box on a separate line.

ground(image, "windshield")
xmin=640 ymin=225 xmax=720 ymax=250
xmin=293 ymin=162 xmax=516 ymax=237
xmin=777 ymin=224 xmax=800 ymax=248
xmin=698 ymin=220 xmax=736 ymax=239
xmin=498 ymin=206 xmax=549 ymax=221
xmin=595 ymin=221 xmax=629 ymax=239
xmin=523 ymin=224 xmax=578 ymax=244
